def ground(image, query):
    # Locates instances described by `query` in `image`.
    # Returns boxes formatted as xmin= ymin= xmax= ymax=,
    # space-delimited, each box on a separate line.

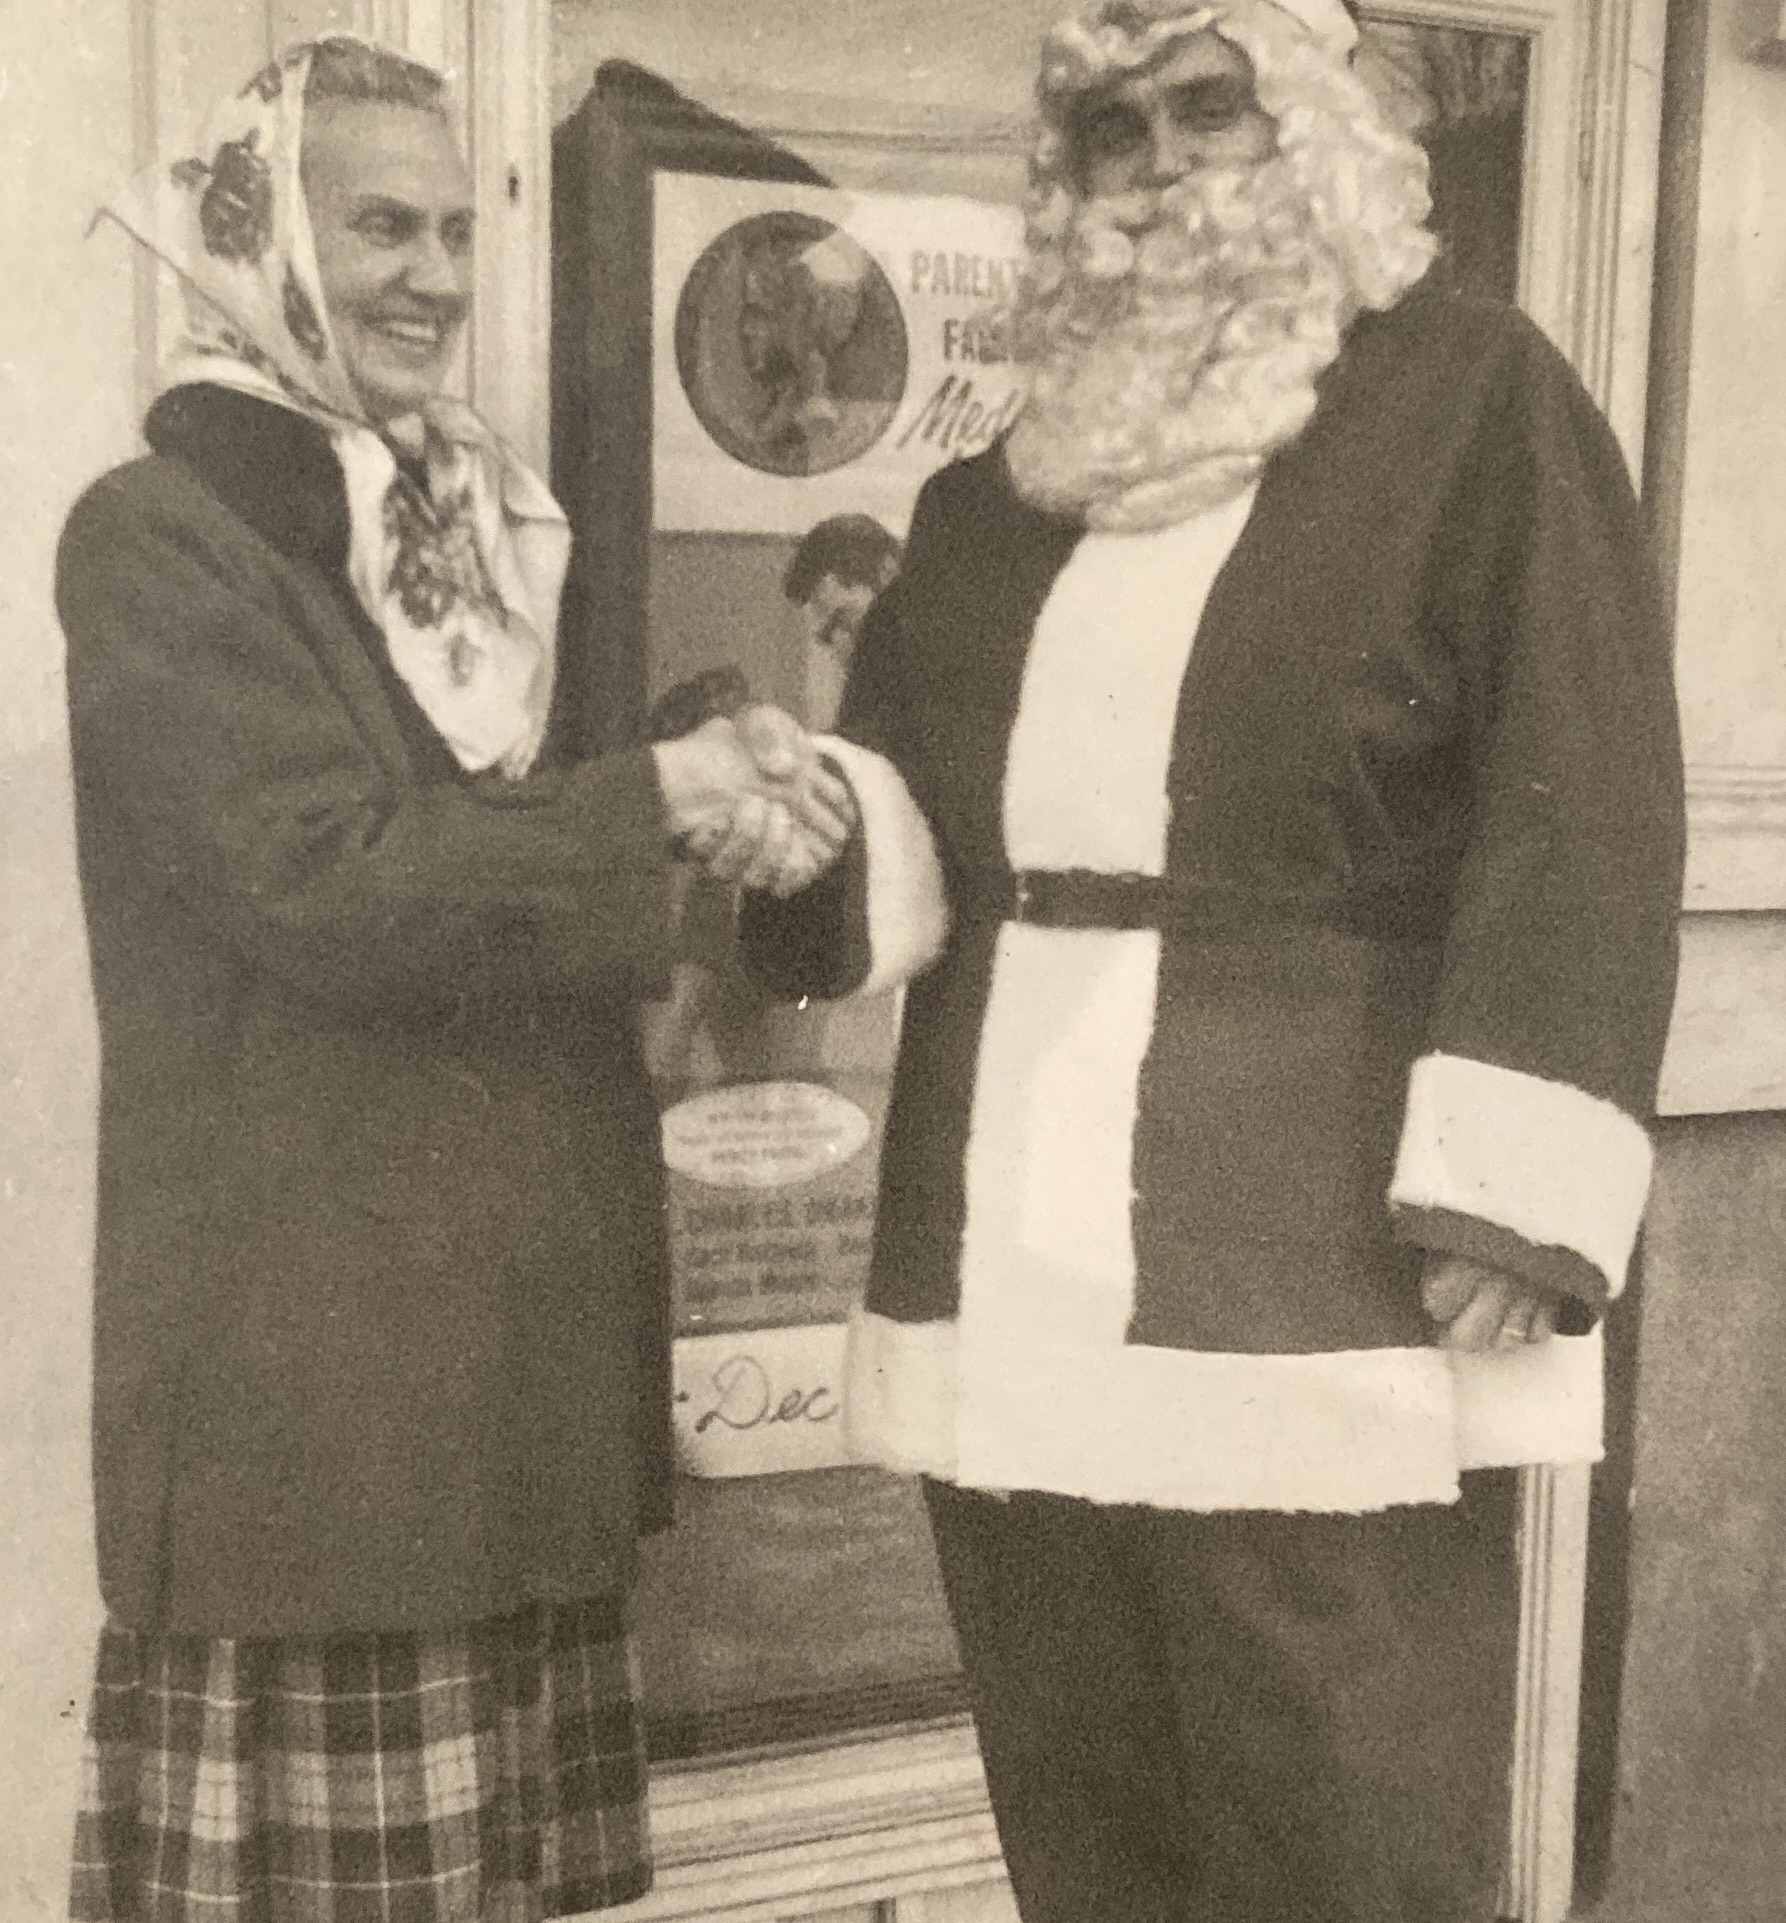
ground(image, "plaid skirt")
xmin=69 ymin=1596 xmax=652 ymax=1922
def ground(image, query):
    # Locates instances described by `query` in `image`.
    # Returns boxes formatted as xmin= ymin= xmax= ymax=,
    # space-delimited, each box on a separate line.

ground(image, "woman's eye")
xmin=354 ymin=211 xmax=411 ymax=248
xmin=441 ymin=216 xmax=475 ymax=257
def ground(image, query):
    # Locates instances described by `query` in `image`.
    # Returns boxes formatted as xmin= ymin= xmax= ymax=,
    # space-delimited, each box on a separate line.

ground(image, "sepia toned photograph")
xmin=3 ymin=3 xmax=1784 ymax=1922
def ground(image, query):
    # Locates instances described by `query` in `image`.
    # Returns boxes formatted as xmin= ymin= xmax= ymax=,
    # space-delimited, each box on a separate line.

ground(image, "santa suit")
xmin=744 ymin=289 xmax=1683 ymax=1920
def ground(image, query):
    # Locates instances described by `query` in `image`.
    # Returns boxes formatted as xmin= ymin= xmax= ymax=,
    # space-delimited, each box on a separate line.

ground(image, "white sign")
xmin=661 ymin=1079 xmax=872 ymax=1191
xmin=653 ymin=171 xmax=1028 ymax=535
xmin=673 ymin=1321 xmax=853 ymax=1477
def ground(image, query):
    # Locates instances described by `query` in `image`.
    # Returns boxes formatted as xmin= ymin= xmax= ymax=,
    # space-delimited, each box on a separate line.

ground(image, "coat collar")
xmin=144 ymin=381 xmax=461 ymax=782
xmin=145 ymin=382 xmax=353 ymax=582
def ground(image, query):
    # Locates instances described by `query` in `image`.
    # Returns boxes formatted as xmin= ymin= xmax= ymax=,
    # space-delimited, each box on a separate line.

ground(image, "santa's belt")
xmin=967 ymin=869 xmax=1447 ymax=940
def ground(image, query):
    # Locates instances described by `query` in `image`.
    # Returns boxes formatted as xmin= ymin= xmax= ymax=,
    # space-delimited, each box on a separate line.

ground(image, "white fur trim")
xmin=1047 ymin=3 xmax=1356 ymax=82
xmin=1453 ymin=1328 xmax=1603 ymax=1469
xmin=959 ymin=1336 xmax=1460 ymax=1508
xmin=1266 ymin=0 xmax=1359 ymax=58
xmin=844 ymin=1308 xmax=960 ymax=1480
xmin=948 ymin=916 xmax=1482 ymax=1509
xmin=1390 ymin=1053 xmax=1655 ymax=1300
xmin=1003 ymin=495 xmax=1255 ymax=875
xmin=845 ymin=1310 xmax=1604 ymax=1508
xmin=899 ymin=923 xmax=1611 ymax=1511
xmin=814 ymin=737 xmax=949 ymax=998
xmin=960 ymin=922 xmax=1160 ymax=1351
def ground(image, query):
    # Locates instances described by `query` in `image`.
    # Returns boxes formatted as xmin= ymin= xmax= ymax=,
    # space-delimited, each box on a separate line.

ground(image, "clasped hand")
xmin=652 ymin=705 xmax=856 ymax=898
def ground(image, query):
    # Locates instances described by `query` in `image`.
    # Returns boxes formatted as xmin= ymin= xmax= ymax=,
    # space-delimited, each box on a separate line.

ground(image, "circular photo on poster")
xmin=674 ymin=212 xmax=909 ymax=479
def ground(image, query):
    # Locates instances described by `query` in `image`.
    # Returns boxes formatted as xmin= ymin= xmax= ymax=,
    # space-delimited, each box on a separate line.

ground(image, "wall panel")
xmin=2 ymin=0 xmax=146 ymax=1909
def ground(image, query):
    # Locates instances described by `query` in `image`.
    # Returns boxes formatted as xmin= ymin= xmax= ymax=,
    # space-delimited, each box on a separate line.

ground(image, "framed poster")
xmin=652 ymin=172 xmax=1025 ymax=535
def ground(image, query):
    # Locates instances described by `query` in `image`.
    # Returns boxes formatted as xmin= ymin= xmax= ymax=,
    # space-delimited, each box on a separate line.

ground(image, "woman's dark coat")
xmin=57 ymin=385 xmax=678 ymax=1636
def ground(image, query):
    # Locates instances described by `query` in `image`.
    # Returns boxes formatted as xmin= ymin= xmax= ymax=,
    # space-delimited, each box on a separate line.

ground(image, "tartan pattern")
xmin=70 ymin=1598 xmax=652 ymax=1922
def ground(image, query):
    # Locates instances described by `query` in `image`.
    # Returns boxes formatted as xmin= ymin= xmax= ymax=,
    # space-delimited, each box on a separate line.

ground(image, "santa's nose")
xmin=1143 ymin=112 xmax=1206 ymax=185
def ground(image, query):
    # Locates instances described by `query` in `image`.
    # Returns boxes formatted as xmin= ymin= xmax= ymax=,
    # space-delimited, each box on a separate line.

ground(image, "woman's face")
xmin=303 ymin=99 xmax=474 ymax=423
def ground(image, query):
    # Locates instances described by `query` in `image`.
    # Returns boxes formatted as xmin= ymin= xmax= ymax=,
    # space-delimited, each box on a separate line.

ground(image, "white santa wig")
xmin=1007 ymin=0 xmax=1440 ymax=529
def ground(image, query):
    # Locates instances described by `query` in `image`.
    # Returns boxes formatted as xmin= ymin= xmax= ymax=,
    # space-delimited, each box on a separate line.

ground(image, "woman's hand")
xmin=1421 ymin=1253 xmax=1558 ymax=1351
xmin=651 ymin=715 xmax=766 ymax=851
xmin=700 ymin=706 xmax=859 ymax=897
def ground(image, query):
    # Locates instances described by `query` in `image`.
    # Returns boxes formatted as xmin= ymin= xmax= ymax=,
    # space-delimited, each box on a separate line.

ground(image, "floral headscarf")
xmin=96 ymin=36 xmax=567 ymax=780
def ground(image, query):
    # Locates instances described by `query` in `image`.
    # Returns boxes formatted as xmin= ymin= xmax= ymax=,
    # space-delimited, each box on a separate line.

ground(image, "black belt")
xmin=1009 ymin=870 xmax=1172 ymax=930
xmin=970 ymin=869 xmax=1446 ymax=941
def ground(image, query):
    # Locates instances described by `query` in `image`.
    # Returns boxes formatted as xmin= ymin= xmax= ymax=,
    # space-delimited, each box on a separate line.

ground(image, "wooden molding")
xmin=386 ymin=0 xmax=468 ymax=94
xmin=1759 ymin=3 xmax=1786 ymax=65
xmin=1684 ymin=766 xmax=1786 ymax=912
xmin=349 ymin=0 xmax=411 ymax=48
xmin=1572 ymin=0 xmax=1668 ymax=472
xmin=1507 ymin=1463 xmax=1595 ymax=1923
xmin=464 ymin=0 xmax=552 ymax=469
xmin=1363 ymin=0 xmax=1664 ymax=464
xmin=629 ymin=1723 xmax=1004 ymax=1922
xmin=129 ymin=0 xmax=159 ymax=422
xmin=1659 ymin=912 xmax=1786 ymax=1118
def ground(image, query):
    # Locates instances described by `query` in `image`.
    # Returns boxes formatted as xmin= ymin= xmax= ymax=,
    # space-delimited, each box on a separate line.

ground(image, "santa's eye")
xmin=1163 ymin=78 xmax=1257 ymax=134
xmin=1067 ymin=99 xmax=1150 ymax=165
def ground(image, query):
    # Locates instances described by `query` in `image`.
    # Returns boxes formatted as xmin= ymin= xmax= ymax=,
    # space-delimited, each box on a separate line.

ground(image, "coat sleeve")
xmin=1386 ymin=313 xmax=1685 ymax=1319
xmin=740 ymin=483 xmax=952 ymax=1002
xmin=57 ymin=471 xmax=678 ymax=1021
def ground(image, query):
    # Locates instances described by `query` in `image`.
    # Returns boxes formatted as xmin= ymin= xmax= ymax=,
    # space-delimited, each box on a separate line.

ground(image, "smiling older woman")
xmin=56 ymin=35 xmax=849 ymax=1923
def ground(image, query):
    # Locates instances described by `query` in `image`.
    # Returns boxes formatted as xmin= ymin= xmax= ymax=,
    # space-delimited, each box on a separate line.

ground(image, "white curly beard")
xmin=1004 ymin=158 xmax=1359 ymax=531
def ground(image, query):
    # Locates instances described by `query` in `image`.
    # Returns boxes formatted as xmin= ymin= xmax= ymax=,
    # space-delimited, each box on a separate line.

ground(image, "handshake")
xmin=651 ymin=702 xmax=858 ymax=899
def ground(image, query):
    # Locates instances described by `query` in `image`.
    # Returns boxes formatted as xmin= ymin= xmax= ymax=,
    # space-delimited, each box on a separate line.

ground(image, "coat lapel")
xmin=144 ymin=383 xmax=426 ymax=782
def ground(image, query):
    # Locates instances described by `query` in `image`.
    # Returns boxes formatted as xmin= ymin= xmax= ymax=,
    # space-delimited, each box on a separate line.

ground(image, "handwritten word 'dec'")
xmin=672 ymin=1322 xmax=853 ymax=1477
xmin=684 ymin=1353 xmax=840 ymax=1434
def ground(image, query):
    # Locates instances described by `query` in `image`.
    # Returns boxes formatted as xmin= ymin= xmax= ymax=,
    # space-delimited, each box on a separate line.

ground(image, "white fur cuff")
xmin=844 ymin=1309 xmax=960 ymax=1480
xmin=1390 ymin=1052 xmax=1654 ymax=1301
xmin=815 ymin=737 xmax=950 ymax=997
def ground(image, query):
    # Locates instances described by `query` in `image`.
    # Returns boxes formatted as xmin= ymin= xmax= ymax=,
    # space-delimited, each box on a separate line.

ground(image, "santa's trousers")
xmin=923 ymin=1470 xmax=1520 ymax=1923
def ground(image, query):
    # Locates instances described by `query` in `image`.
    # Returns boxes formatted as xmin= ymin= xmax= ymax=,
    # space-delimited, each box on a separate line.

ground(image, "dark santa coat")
xmin=57 ymin=385 xmax=679 ymax=1634
xmin=746 ymin=292 xmax=1684 ymax=1512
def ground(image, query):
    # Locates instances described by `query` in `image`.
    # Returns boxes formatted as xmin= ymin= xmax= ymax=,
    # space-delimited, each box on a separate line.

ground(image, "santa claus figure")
xmin=743 ymin=1 xmax=1683 ymax=1916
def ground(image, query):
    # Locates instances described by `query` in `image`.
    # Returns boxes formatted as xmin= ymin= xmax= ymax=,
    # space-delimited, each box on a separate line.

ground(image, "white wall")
xmin=1670 ymin=3 xmax=1786 ymax=771
xmin=1 ymin=2 xmax=134 ymax=1906
xmin=551 ymin=0 xmax=1066 ymax=127
xmin=0 ymin=1 xmax=365 ymax=1906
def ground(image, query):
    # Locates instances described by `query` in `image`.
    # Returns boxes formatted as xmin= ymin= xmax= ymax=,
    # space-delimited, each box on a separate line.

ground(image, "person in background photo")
xmin=741 ymin=0 xmax=1684 ymax=1917
xmin=783 ymin=512 xmax=903 ymax=730
xmin=56 ymin=36 xmax=846 ymax=1923
xmin=735 ymin=227 xmax=877 ymax=475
